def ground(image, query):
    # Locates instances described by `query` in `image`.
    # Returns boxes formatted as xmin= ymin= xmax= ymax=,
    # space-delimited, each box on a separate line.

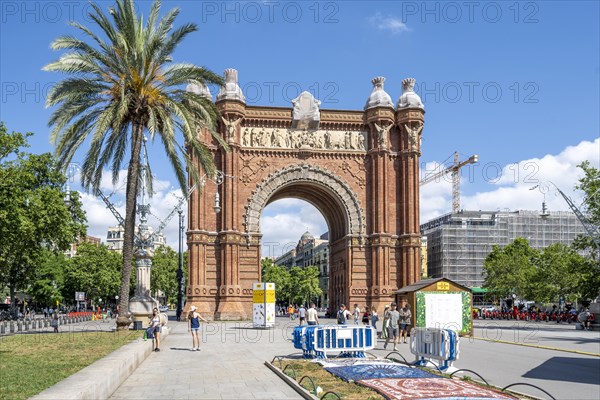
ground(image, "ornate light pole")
xmin=176 ymin=207 xmax=185 ymax=321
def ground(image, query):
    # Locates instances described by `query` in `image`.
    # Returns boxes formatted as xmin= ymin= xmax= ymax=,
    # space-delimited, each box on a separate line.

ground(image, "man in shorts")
xmin=298 ymin=305 xmax=307 ymax=326
xmin=383 ymin=302 xmax=400 ymax=351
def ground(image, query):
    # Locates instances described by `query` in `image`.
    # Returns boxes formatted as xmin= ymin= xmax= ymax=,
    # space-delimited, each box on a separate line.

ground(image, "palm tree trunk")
xmin=116 ymin=122 xmax=144 ymax=330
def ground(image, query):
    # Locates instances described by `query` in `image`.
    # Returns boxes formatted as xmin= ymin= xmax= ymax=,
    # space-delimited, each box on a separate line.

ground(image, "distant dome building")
xmin=273 ymin=230 xmax=330 ymax=308
xmin=299 ymin=231 xmax=314 ymax=244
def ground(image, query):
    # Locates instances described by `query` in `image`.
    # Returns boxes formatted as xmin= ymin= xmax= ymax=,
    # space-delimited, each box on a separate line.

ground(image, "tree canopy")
xmin=0 ymin=122 xmax=87 ymax=307
xmin=63 ymin=242 xmax=122 ymax=306
xmin=261 ymin=259 xmax=322 ymax=305
xmin=150 ymin=246 xmax=186 ymax=305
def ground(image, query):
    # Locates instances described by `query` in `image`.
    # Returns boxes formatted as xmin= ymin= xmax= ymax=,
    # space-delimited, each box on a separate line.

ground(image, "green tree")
xmin=151 ymin=246 xmax=179 ymax=305
xmin=44 ymin=0 xmax=226 ymax=329
xmin=535 ymin=243 xmax=596 ymax=303
xmin=0 ymin=123 xmax=87 ymax=309
xmin=28 ymin=250 xmax=67 ymax=308
xmin=289 ymin=266 xmax=322 ymax=306
xmin=261 ymin=259 xmax=291 ymax=303
xmin=482 ymin=238 xmax=539 ymax=300
xmin=63 ymin=243 xmax=121 ymax=307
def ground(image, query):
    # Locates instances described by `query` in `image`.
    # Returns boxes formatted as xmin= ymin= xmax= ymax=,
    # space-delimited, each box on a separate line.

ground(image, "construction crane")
xmin=531 ymin=182 xmax=600 ymax=251
xmin=420 ymin=152 xmax=479 ymax=213
xmin=95 ymin=137 xmax=201 ymax=250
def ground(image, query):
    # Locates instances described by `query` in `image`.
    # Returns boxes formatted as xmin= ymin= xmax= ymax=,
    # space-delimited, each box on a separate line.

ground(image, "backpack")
xmin=337 ymin=310 xmax=346 ymax=324
xmin=145 ymin=326 xmax=155 ymax=339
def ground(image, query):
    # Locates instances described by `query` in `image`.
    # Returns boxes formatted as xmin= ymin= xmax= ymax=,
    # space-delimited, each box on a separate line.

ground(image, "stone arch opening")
xmin=245 ymin=164 xmax=365 ymax=244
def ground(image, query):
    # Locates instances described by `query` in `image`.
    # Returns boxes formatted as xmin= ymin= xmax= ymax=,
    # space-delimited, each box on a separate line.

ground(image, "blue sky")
xmin=1 ymin=1 xmax=598 ymax=254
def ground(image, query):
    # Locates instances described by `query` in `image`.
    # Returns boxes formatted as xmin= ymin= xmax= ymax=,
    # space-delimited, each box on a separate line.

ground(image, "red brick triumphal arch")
xmin=187 ymin=69 xmax=425 ymax=320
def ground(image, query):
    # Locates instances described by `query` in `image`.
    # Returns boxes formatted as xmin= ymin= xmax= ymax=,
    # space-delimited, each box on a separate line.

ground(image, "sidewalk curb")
xmin=472 ymin=336 xmax=600 ymax=357
xmin=264 ymin=361 xmax=317 ymax=400
xmin=31 ymin=327 xmax=170 ymax=400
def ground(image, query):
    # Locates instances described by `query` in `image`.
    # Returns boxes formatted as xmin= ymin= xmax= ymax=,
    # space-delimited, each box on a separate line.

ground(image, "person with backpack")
xmin=337 ymin=304 xmax=352 ymax=325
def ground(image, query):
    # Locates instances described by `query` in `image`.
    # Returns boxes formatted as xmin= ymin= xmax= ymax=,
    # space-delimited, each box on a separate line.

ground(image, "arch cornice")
xmin=243 ymin=164 xmax=365 ymax=241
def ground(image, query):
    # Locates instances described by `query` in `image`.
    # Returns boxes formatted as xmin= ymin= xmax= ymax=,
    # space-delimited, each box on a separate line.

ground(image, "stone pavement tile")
xmin=251 ymin=391 xmax=298 ymax=399
xmin=109 ymin=320 xmax=301 ymax=400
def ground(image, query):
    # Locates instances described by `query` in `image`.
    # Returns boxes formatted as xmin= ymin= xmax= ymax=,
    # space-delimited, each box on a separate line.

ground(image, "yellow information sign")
xmin=436 ymin=281 xmax=450 ymax=291
xmin=253 ymin=290 xmax=275 ymax=303
xmin=252 ymin=282 xmax=276 ymax=327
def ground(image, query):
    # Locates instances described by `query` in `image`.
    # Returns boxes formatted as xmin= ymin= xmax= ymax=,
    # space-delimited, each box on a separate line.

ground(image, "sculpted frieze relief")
xmin=241 ymin=127 xmax=367 ymax=151
xmin=339 ymin=159 xmax=367 ymax=189
xmin=239 ymin=154 xmax=270 ymax=186
xmin=404 ymin=121 xmax=424 ymax=152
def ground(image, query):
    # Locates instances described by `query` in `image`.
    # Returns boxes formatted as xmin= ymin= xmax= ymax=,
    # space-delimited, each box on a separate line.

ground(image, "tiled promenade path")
xmin=107 ymin=317 xmax=599 ymax=400
xmin=109 ymin=319 xmax=303 ymax=400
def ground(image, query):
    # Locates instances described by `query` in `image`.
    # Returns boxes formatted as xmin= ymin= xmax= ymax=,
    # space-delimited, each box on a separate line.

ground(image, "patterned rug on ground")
xmin=358 ymin=378 xmax=517 ymax=400
xmin=315 ymin=358 xmax=396 ymax=368
xmin=325 ymin=363 xmax=442 ymax=381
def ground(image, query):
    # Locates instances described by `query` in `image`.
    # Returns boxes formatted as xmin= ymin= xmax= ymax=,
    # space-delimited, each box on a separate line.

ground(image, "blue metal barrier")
xmin=293 ymin=325 xmax=376 ymax=359
xmin=409 ymin=327 xmax=460 ymax=372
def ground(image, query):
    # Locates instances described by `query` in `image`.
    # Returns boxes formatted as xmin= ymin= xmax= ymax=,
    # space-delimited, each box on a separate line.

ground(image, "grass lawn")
xmin=279 ymin=360 xmax=385 ymax=400
xmin=0 ymin=330 xmax=139 ymax=400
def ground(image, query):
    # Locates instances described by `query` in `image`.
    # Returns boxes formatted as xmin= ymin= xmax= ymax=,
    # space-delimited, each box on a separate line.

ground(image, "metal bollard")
xmin=10 ymin=322 xmax=15 ymax=333
xmin=1 ymin=323 xmax=5 ymax=335
xmin=17 ymin=321 xmax=22 ymax=331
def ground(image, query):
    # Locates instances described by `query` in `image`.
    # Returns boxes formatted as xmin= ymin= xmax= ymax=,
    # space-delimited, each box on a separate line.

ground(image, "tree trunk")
xmin=9 ymin=284 xmax=16 ymax=315
xmin=116 ymin=122 xmax=144 ymax=331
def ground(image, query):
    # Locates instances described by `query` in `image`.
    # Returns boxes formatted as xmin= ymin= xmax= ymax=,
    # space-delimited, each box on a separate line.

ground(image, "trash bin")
xmin=133 ymin=320 xmax=143 ymax=330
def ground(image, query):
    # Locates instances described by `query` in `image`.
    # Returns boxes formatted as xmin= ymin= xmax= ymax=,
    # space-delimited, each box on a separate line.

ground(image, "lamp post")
xmin=176 ymin=207 xmax=184 ymax=321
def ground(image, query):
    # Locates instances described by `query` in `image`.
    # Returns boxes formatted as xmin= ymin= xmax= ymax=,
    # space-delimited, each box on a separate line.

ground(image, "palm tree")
xmin=44 ymin=0 xmax=226 ymax=329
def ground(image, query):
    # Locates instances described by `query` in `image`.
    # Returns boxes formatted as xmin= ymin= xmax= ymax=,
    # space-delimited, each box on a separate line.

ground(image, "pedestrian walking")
xmin=336 ymin=304 xmax=352 ymax=325
xmin=187 ymin=305 xmax=208 ymax=351
xmin=306 ymin=303 xmax=319 ymax=325
xmin=381 ymin=305 xmax=390 ymax=339
xmin=288 ymin=304 xmax=295 ymax=321
xmin=353 ymin=304 xmax=361 ymax=325
xmin=370 ymin=306 xmax=379 ymax=332
xmin=50 ymin=311 xmax=59 ymax=333
xmin=399 ymin=303 xmax=412 ymax=343
xmin=383 ymin=303 xmax=400 ymax=351
xmin=298 ymin=305 xmax=307 ymax=326
xmin=362 ymin=306 xmax=370 ymax=325
xmin=150 ymin=307 xmax=162 ymax=352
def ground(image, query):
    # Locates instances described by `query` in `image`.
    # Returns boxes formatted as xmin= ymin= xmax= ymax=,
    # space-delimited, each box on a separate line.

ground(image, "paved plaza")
xmin=104 ymin=316 xmax=599 ymax=400
xmin=4 ymin=315 xmax=598 ymax=399
xmin=109 ymin=318 xmax=302 ymax=400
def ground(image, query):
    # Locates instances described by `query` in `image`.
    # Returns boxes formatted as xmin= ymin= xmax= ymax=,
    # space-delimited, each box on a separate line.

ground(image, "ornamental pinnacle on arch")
xmin=217 ymin=68 xmax=245 ymax=103
xmin=397 ymin=77 xmax=424 ymax=110
xmin=364 ymin=76 xmax=393 ymax=109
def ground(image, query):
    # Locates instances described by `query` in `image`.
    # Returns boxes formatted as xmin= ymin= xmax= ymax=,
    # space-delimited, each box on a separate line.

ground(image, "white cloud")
xmin=261 ymin=199 xmax=327 ymax=259
xmin=368 ymin=12 xmax=410 ymax=34
xmin=420 ymin=138 xmax=600 ymax=223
